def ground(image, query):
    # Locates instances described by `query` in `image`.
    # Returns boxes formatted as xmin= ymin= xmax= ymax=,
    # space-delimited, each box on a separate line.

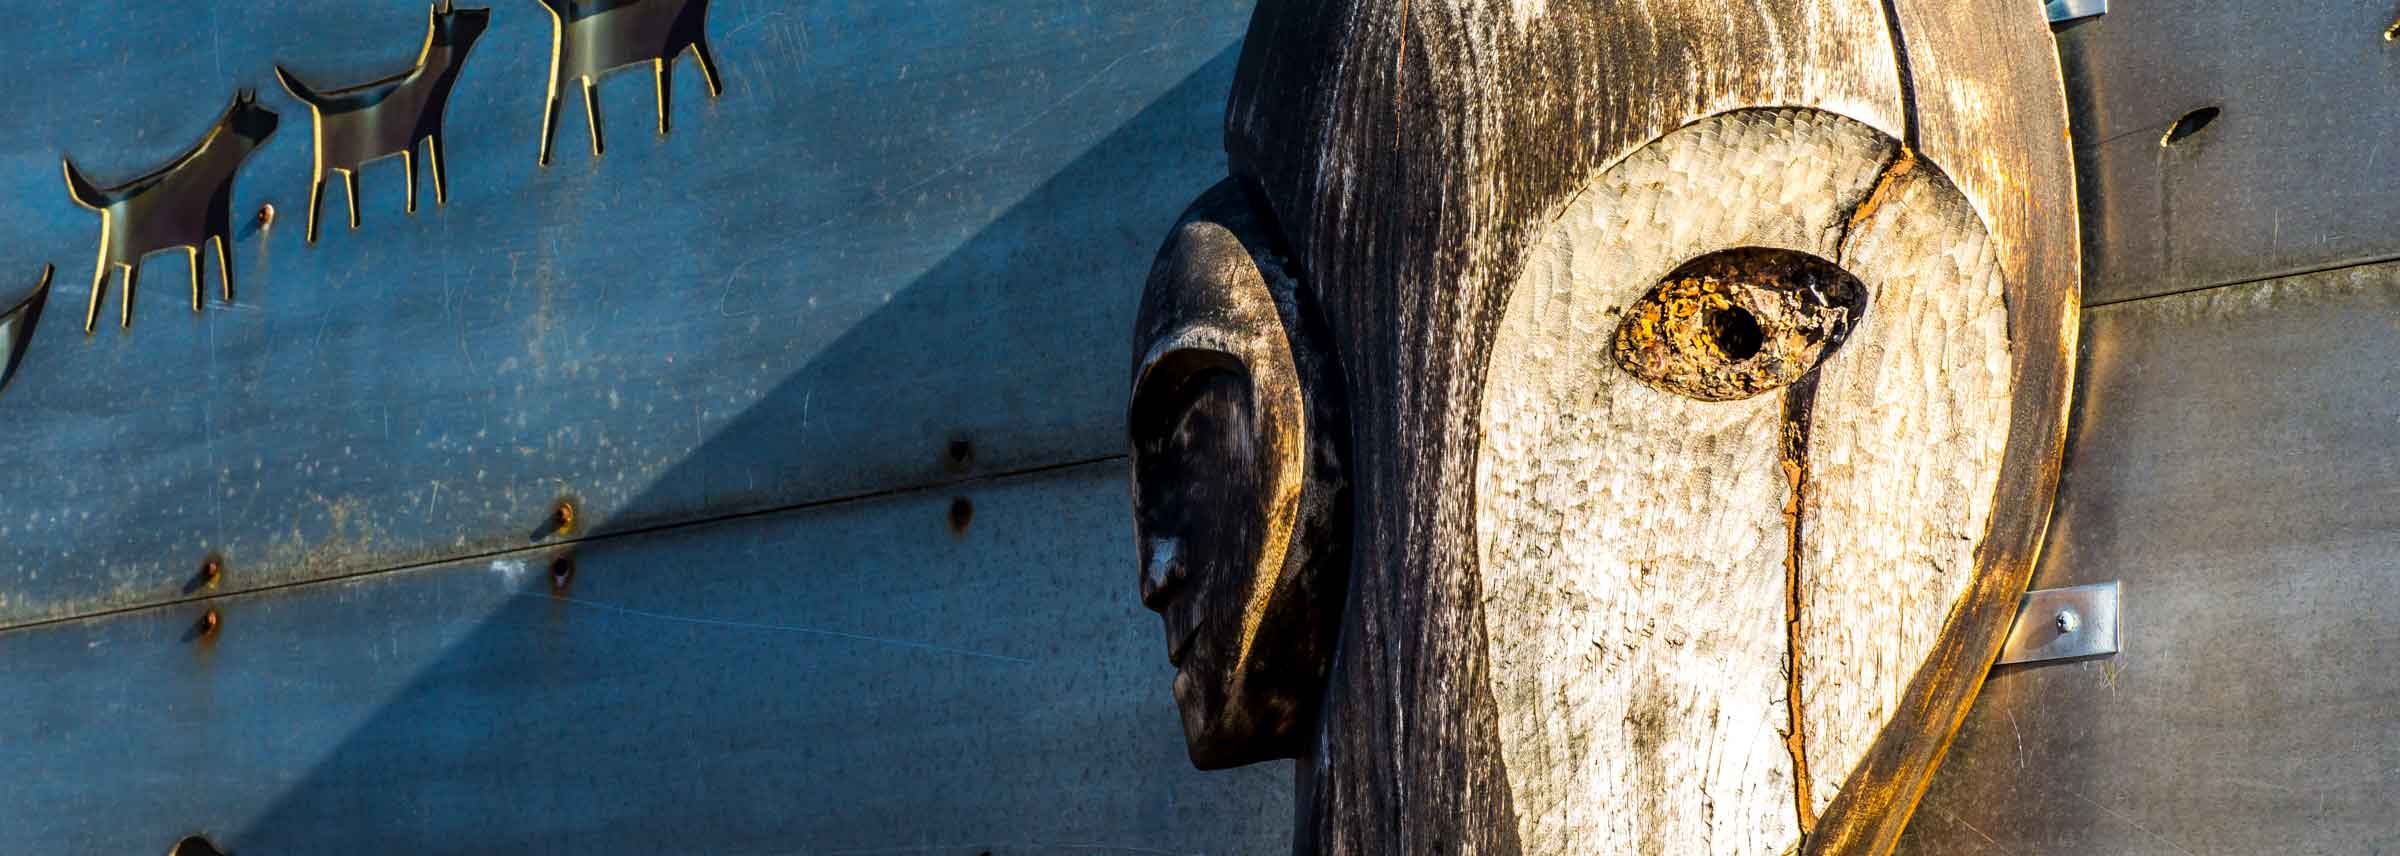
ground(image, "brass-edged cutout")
xmin=61 ymin=92 xmax=279 ymax=333
xmin=275 ymin=2 xmax=493 ymax=244
xmin=533 ymin=0 xmax=726 ymax=165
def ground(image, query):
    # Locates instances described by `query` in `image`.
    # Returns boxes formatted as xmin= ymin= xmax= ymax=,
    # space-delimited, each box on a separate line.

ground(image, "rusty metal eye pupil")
xmin=1705 ymin=306 xmax=1764 ymax=360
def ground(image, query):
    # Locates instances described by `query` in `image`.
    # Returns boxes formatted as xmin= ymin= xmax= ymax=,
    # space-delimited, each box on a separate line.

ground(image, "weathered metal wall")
xmin=1899 ymin=4 xmax=2400 ymax=853
xmin=0 ymin=0 xmax=1292 ymax=852
xmin=2 ymin=0 xmax=2393 ymax=853
xmin=0 ymin=0 xmax=1246 ymax=626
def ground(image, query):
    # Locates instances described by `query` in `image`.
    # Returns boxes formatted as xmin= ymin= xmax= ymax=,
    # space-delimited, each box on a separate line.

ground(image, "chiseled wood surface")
xmin=1223 ymin=0 xmax=2074 ymax=852
xmin=1801 ymin=159 xmax=2012 ymax=823
xmin=1477 ymin=110 xmax=1896 ymax=854
xmin=1225 ymin=1 xmax=1907 ymax=850
xmin=1807 ymin=4 xmax=2083 ymax=852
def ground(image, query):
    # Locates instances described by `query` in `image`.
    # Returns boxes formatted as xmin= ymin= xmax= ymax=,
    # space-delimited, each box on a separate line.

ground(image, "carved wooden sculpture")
xmin=531 ymin=0 xmax=724 ymax=165
xmin=62 ymin=91 xmax=279 ymax=332
xmin=0 ymin=265 xmax=53 ymax=397
xmin=274 ymin=1 xmax=493 ymax=244
xmin=1135 ymin=1 xmax=2078 ymax=853
xmin=1130 ymin=179 xmax=1350 ymax=770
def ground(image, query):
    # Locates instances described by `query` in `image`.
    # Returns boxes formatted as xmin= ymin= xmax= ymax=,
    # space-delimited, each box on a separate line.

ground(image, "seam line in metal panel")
xmin=2087 ymin=252 xmax=2400 ymax=309
xmin=0 ymin=453 xmax=1129 ymax=636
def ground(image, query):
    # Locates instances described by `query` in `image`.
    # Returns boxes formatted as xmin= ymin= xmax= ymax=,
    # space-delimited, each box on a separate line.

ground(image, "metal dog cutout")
xmin=275 ymin=1 xmax=493 ymax=244
xmin=531 ymin=0 xmax=724 ymax=165
xmin=62 ymin=91 xmax=279 ymax=332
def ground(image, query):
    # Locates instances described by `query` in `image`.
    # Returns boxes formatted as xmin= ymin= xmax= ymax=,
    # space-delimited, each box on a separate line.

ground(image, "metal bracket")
xmin=2045 ymin=0 xmax=2104 ymax=24
xmin=1997 ymin=581 xmax=2120 ymax=665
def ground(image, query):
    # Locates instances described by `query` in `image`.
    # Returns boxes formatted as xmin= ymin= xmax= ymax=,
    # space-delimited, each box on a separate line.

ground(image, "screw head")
xmin=257 ymin=203 xmax=276 ymax=228
xmin=2053 ymin=608 xmax=2081 ymax=635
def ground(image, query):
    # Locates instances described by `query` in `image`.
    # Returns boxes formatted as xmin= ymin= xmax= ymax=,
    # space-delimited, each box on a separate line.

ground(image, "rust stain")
xmin=195 ymin=608 xmax=223 ymax=647
xmin=1781 ymin=377 xmax=1820 ymax=837
xmin=548 ymin=553 xmax=577 ymax=597
xmin=947 ymin=496 xmax=974 ymax=537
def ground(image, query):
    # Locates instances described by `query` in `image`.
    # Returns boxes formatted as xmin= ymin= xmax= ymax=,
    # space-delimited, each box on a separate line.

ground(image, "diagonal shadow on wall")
xmin=219 ymin=43 xmax=1293 ymax=855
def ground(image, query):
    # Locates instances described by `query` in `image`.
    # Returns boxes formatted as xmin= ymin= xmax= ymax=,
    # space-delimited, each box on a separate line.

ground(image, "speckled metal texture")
xmin=0 ymin=462 xmax=1290 ymax=853
xmin=0 ymin=0 xmax=1250 ymax=627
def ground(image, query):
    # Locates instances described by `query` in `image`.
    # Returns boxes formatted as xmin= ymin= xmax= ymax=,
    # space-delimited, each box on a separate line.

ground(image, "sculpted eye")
xmin=1612 ymin=247 xmax=1869 ymax=402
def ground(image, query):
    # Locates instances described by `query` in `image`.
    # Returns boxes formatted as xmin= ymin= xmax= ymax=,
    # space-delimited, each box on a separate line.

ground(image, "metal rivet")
xmin=2053 ymin=608 xmax=2081 ymax=635
xmin=257 ymin=203 xmax=276 ymax=228
xmin=549 ymin=554 xmax=576 ymax=595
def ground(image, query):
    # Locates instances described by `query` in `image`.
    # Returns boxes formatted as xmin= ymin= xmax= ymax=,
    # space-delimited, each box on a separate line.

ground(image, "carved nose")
xmin=1140 ymin=537 xmax=1186 ymax=611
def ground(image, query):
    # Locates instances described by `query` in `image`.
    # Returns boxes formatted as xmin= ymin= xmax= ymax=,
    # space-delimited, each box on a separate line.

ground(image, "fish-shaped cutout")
xmin=0 ymin=265 xmax=53 ymax=397
xmin=275 ymin=1 xmax=493 ymax=244
xmin=532 ymin=0 xmax=725 ymax=165
xmin=62 ymin=91 xmax=279 ymax=333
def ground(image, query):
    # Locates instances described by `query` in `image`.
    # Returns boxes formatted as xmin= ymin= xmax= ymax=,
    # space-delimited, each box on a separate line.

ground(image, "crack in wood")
xmin=1784 ymin=147 xmax=1921 ymax=841
xmin=1780 ymin=371 xmax=1821 ymax=837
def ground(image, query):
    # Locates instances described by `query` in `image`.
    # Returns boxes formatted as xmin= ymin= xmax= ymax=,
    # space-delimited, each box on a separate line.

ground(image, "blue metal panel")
xmin=0 ymin=462 xmax=1291 ymax=853
xmin=0 ymin=0 xmax=1248 ymax=626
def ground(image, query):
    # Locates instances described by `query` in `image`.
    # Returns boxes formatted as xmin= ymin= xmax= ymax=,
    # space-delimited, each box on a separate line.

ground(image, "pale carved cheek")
xmin=1474 ymin=108 xmax=2011 ymax=855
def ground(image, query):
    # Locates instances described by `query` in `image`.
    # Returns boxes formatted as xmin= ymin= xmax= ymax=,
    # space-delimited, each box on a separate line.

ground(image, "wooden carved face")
xmin=1197 ymin=1 xmax=2079 ymax=853
xmin=1476 ymin=109 xmax=2016 ymax=852
xmin=1129 ymin=180 xmax=1349 ymax=769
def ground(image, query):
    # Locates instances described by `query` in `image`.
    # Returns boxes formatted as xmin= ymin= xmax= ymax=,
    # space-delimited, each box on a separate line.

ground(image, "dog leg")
xmin=428 ymin=135 xmax=449 ymax=206
xmin=402 ymin=148 xmax=418 ymax=215
xmin=540 ymin=90 xmax=562 ymax=166
xmin=306 ymin=175 xmax=326 ymax=245
xmin=655 ymin=58 xmax=673 ymax=135
xmin=582 ymin=77 xmax=605 ymax=157
xmin=83 ymin=254 xmax=108 ymax=334
xmin=343 ymin=169 xmax=361 ymax=230
xmin=186 ymin=246 xmax=202 ymax=313
xmin=692 ymin=40 xmax=724 ymax=98
xmin=213 ymin=234 xmax=234 ymax=303
xmin=118 ymin=263 xmax=137 ymax=329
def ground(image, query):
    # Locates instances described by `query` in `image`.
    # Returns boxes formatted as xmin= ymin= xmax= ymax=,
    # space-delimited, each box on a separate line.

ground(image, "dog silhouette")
xmin=275 ymin=1 xmax=493 ymax=244
xmin=62 ymin=91 xmax=279 ymax=332
xmin=532 ymin=0 xmax=724 ymax=165
xmin=0 ymin=265 xmax=53 ymax=397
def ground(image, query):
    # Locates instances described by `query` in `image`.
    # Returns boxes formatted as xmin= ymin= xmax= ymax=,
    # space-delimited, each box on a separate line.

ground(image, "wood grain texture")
xmin=1223 ymin=0 xmax=1907 ymax=850
xmin=1476 ymin=109 xmax=1896 ymax=855
xmin=1802 ymin=161 xmax=2011 ymax=817
xmin=1802 ymin=4 xmax=2081 ymax=853
xmin=1219 ymin=0 xmax=2075 ymax=851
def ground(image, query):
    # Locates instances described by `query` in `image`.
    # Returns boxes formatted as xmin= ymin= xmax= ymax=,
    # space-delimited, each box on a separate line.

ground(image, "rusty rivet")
xmin=549 ymin=554 xmax=577 ymax=596
xmin=948 ymin=496 xmax=975 ymax=536
xmin=546 ymin=499 xmax=577 ymax=538
xmin=199 ymin=609 xmax=222 ymax=638
xmin=256 ymin=203 xmax=276 ymax=228
xmin=199 ymin=555 xmax=223 ymax=588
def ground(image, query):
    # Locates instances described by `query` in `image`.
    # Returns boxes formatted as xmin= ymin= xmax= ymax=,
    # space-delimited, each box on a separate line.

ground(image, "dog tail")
xmin=60 ymin=158 xmax=107 ymax=211
xmin=273 ymin=64 xmax=330 ymax=107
